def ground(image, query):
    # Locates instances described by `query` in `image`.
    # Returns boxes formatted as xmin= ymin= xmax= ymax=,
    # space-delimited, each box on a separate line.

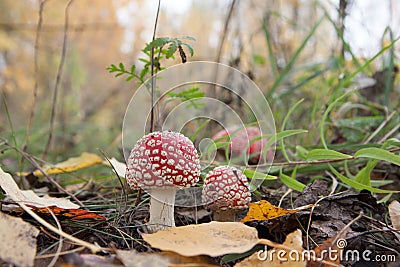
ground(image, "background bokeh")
xmin=0 ymin=0 xmax=399 ymax=165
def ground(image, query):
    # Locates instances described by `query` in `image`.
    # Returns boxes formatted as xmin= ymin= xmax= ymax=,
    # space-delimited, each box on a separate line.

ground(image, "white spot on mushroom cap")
xmin=125 ymin=131 xmax=201 ymax=190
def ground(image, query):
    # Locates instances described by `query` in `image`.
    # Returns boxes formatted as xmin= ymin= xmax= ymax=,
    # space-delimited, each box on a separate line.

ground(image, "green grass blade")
xmin=355 ymin=147 xmax=400 ymax=166
xmin=320 ymin=90 xmax=354 ymax=148
xmin=280 ymin=98 xmax=304 ymax=161
xmin=329 ymin=165 xmax=398 ymax=193
xmin=267 ymin=16 xmax=325 ymax=97
xmin=306 ymin=149 xmax=352 ymax=161
xmin=279 ymin=171 xmax=305 ymax=192
xmin=262 ymin=19 xmax=278 ymax=78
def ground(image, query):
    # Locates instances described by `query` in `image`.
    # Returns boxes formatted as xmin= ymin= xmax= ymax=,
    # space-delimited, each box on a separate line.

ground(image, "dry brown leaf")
xmin=389 ymin=200 xmax=400 ymax=230
xmin=0 ymin=167 xmax=79 ymax=209
xmin=0 ymin=212 xmax=40 ymax=267
xmin=235 ymin=229 xmax=306 ymax=267
xmin=116 ymin=250 xmax=218 ymax=267
xmin=241 ymin=200 xmax=315 ymax=223
xmin=19 ymin=152 xmax=103 ymax=176
xmin=142 ymin=222 xmax=261 ymax=257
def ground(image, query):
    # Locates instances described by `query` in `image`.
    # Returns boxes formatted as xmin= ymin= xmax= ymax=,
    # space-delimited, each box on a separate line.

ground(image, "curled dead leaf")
xmin=0 ymin=167 xmax=79 ymax=209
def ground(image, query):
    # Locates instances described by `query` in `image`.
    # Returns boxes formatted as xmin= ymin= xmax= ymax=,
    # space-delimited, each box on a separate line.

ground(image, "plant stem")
xmin=150 ymin=0 xmax=161 ymax=133
xmin=42 ymin=0 xmax=73 ymax=160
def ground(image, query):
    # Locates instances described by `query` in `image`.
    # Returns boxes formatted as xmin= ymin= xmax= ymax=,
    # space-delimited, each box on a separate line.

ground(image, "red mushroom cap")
xmin=212 ymin=125 xmax=273 ymax=164
xmin=126 ymin=131 xmax=201 ymax=189
xmin=202 ymin=165 xmax=251 ymax=210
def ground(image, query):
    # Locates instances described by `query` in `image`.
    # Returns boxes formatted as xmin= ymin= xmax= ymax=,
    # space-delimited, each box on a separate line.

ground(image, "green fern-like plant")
xmin=107 ymin=36 xmax=195 ymax=84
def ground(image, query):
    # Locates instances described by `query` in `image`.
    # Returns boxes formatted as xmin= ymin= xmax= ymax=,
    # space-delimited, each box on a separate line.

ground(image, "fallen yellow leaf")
xmin=241 ymin=200 xmax=315 ymax=223
xmin=142 ymin=222 xmax=260 ymax=257
xmin=19 ymin=152 xmax=103 ymax=176
xmin=142 ymin=221 xmax=306 ymax=260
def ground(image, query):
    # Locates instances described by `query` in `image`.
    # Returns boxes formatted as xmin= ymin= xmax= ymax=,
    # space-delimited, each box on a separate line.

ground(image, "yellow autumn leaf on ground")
xmin=142 ymin=221 xmax=307 ymax=260
xmin=235 ymin=229 xmax=306 ymax=267
xmin=142 ymin=222 xmax=261 ymax=257
xmin=0 ymin=212 xmax=40 ymax=267
xmin=241 ymin=200 xmax=315 ymax=223
xmin=19 ymin=152 xmax=103 ymax=176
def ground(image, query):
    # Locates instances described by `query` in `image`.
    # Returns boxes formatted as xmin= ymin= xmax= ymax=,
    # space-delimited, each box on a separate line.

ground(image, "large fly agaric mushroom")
xmin=126 ymin=131 xmax=201 ymax=232
xmin=212 ymin=125 xmax=273 ymax=164
xmin=202 ymin=165 xmax=251 ymax=221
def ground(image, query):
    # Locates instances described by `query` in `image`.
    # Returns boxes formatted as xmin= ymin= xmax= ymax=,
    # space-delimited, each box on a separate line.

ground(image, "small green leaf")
xmin=253 ymin=54 xmax=266 ymax=65
xmin=242 ymin=169 xmax=277 ymax=181
xmin=329 ymin=165 xmax=398 ymax=193
xmin=130 ymin=64 xmax=136 ymax=73
xmin=144 ymin=37 xmax=170 ymax=52
xmin=181 ymin=35 xmax=196 ymax=41
xmin=261 ymin=129 xmax=308 ymax=159
xmin=370 ymin=180 xmax=394 ymax=187
xmin=306 ymin=149 xmax=352 ymax=161
xmin=279 ymin=171 xmax=305 ymax=192
xmin=295 ymin=145 xmax=309 ymax=159
xmin=166 ymin=41 xmax=178 ymax=58
xmin=382 ymin=138 xmax=400 ymax=149
xmin=354 ymin=160 xmax=378 ymax=186
xmin=182 ymin=43 xmax=194 ymax=57
xmin=355 ymin=147 xmax=400 ymax=166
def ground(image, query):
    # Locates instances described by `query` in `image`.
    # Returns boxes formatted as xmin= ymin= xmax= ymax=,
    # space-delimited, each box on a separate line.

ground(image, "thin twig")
xmin=215 ymin=0 xmax=236 ymax=64
xmin=211 ymin=0 xmax=236 ymax=99
xmin=22 ymin=0 xmax=48 ymax=170
xmin=46 ymin=208 xmax=63 ymax=267
xmin=43 ymin=0 xmax=74 ymax=160
xmin=364 ymin=111 xmax=395 ymax=144
xmin=35 ymin=247 xmax=85 ymax=260
xmin=135 ymin=0 xmax=161 ymax=207
xmin=18 ymin=201 xmax=103 ymax=254
xmin=149 ymin=0 xmax=161 ymax=133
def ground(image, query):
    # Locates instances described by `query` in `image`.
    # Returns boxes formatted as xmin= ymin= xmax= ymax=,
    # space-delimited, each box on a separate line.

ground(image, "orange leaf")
xmin=28 ymin=205 xmax=106 ymax=220
xmin=241 ymin=200 xmax=315 ymax=223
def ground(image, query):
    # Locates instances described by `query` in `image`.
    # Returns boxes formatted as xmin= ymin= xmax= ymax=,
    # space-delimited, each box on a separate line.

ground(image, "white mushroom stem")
xmin=148 ymin=187 xmax=178 ymax=232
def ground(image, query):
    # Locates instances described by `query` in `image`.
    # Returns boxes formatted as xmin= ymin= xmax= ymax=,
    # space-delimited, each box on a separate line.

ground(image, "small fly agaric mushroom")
xmin=212 ymin=125 xmax=273 ymax=164
xmin=126 ymin=131 xmax=201 ymax=232
xmin=202 ymin=165 xmax=251 ymax=221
